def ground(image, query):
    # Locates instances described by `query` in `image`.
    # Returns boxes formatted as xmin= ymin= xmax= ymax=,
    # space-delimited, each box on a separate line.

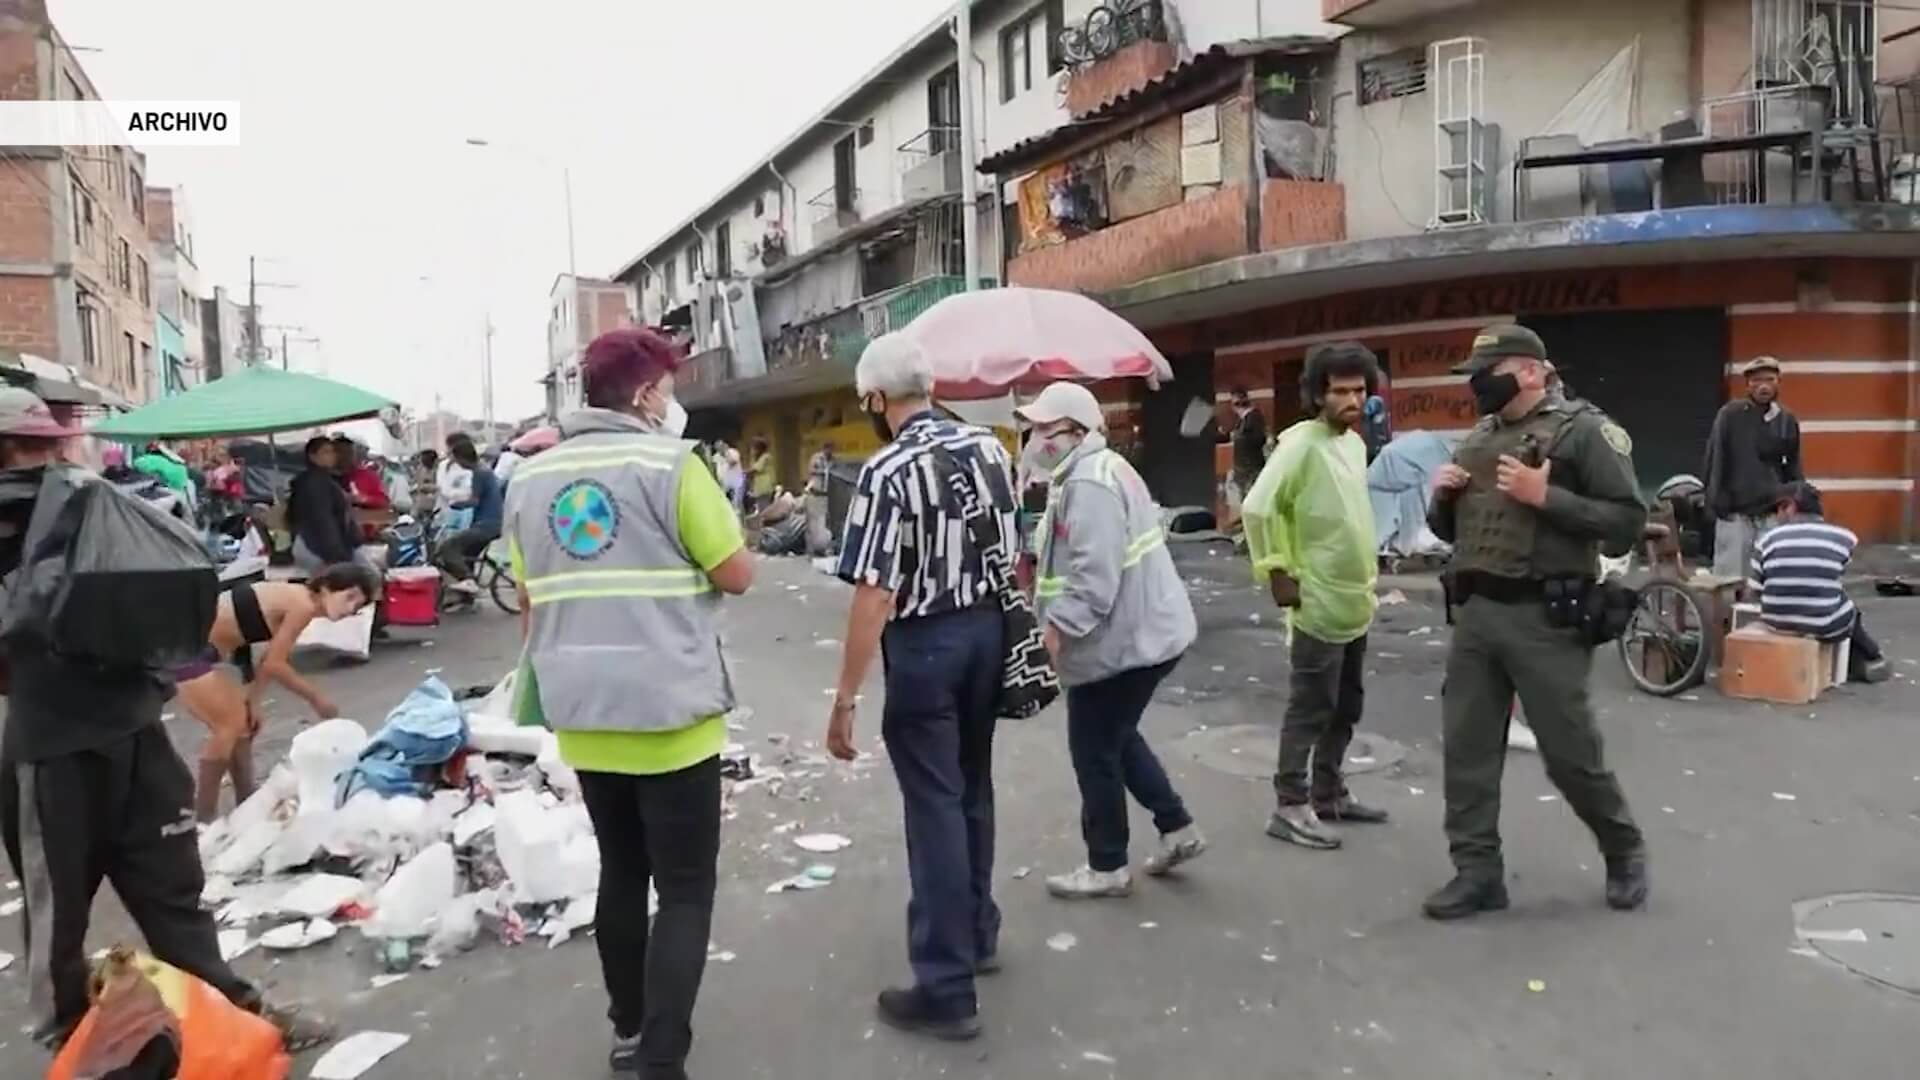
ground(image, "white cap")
xmin=1014 ymin=382 xmax=1104 ymax=433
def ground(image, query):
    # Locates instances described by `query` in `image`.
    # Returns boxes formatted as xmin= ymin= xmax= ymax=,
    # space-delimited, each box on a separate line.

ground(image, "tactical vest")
xmin=1035 ymin=447 xmax=1167 ymax=602
xmin=1451 ymin=401 xmax=1587 ymax=579
xmin=508 ymin=428 xmax=734 ymax=734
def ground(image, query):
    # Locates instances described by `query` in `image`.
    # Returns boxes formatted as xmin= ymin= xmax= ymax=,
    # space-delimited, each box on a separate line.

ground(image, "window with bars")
xmin=136 ymin=255 xmax=150 ymax=306
xmin=1358 ymin=47 xmax=1428 ymax=105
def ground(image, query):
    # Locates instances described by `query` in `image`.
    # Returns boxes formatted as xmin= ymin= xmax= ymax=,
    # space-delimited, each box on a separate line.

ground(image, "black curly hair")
xmin=1299 ymin=341 xmax=1382 ymax=412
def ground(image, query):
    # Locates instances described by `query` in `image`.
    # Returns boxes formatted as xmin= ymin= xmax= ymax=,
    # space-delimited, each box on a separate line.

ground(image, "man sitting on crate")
xmin=1749 ymin=482 xmax=1891 ymax=684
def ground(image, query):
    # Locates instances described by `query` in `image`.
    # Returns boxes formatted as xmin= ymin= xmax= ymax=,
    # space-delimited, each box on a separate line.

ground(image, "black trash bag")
xmin=5 ymin=466 xmax=216 ymax=669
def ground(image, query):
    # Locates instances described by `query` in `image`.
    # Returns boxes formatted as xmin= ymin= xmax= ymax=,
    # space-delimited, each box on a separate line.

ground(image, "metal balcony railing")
xmin=807 ymin=186 xmax=860 ymax=224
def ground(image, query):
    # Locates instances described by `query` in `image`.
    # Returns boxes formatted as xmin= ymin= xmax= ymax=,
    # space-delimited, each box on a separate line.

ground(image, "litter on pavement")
xmin=1047 ymin=932 xmax=1078 ymax=952
xmin=310 ymin=1031 xmax=412 ymax=1080
xmin=793 ymin=832 xmax=852 ymax=853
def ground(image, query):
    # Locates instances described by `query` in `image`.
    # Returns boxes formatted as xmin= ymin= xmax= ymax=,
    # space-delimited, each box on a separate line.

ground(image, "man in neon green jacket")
xmin=1244 ymin=342 xmax=1384 ymax=850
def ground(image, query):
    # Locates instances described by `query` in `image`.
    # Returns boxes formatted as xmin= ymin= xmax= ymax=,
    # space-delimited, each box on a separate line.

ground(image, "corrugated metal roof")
xmin=978 ymin=36 xmax=1335 ymax=176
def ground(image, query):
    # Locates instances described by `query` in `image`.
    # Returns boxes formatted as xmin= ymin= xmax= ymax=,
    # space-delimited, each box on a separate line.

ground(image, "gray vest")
xmin=508 ymin=418 xmax=734 ymax=734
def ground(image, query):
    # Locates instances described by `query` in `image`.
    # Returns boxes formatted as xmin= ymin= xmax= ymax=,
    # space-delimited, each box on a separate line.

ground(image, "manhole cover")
xmin=1181 ymin=724 xmax=1407 ymax=779
xmin=1792 ymin=892 xmax=1920 ymax=995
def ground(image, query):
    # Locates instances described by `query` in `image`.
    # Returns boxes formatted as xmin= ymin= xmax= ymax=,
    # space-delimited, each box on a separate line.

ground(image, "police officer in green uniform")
xmin=1423 ymin=324 xmax=1650 ymax=920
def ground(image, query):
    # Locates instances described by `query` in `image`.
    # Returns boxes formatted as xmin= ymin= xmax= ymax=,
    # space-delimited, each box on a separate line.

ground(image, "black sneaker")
xmin=1604 ymin=854 xmax=1649 ymax=911
xmin=876 ymin=987 xmax=981 ymax=1042
xmin=610 ymin=1031 xmax=641 ymax=1074
xmin=1422 ymin=874 xmax=1510 ymax=920
xmin=1313 ymin=796 xmax=1391 ymax=824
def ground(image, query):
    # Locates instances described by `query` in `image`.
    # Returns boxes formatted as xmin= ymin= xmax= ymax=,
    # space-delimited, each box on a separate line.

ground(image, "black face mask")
xmin=864 ymin=394 xmax=893 ymax=443
xmin=1470 ymin=369 xmax=1522 ymax=416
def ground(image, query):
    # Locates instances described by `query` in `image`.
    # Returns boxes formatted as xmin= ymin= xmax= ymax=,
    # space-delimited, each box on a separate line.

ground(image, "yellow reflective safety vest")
xmin=506 ymin=409 xmax=734 ymax=733
xmin=1035 ymin=434 xmax=1197 ymax=687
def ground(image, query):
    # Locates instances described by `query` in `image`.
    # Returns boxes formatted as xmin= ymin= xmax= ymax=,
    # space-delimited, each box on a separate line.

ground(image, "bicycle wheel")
xmin=1057 ymin=25 xmax=1092 ymax=66
xmin=487 ymin=556 xmax=522 ymax=616
xmin=1084 ymin=5 xmax=1118 ymax=56
xmin=1617 ymin=581 xmax=1710 ymax=696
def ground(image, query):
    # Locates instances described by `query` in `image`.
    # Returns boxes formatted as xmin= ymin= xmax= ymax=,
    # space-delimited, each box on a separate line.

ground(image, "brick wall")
xmin=0 ymin=161 xmax=51 ymax=263
xmin=1259 ymin=180 xmax=1347 ymax=252
xmin=1008 ymin=185 xmax=1248 ymax=294
xmin=0 ymin=28 xmax=37 ymax=101
xmin=1066 ymin=39 xmax=1179 ymax=119
xmin=0 ymin=276 xmax=55 ymax=353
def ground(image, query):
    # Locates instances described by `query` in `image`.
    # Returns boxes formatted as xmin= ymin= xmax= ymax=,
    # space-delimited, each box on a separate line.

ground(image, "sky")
xmin=52 ymin=0 xmax=958 ymax=423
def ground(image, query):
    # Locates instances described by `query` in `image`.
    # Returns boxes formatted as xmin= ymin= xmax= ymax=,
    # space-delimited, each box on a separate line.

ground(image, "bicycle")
xmin=438 ymin=540 xmax=520 ymax=617
xmin=1056 ymin=0 xmax=1165 ymax=67
xmin=1614 ymin=509 xmax=1712 ymax=697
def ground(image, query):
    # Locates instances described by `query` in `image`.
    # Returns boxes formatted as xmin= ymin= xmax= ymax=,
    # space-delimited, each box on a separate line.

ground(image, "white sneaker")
xmin=448 ymin=578 xmax=482 ymax=596
xmin=1045 ymin=865 xmax=1133 ymax=900
xmin=1142 ymin=825 xmax=1207 ymax=877
xmin=1507 ymin=723 xmax=1539 ymax=752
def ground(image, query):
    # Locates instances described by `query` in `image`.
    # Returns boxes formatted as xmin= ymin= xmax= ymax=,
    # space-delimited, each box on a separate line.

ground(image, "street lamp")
xmin=464 ymin=137 xmax=577 ymax=279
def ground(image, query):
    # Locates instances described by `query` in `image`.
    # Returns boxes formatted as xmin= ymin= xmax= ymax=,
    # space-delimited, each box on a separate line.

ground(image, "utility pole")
xmin=482 ymin=315 xmax=495 ymax=439
xmin=956 ymin=0 xmax=981 ymax=293
xmin=280 ymin=329 xmax=288 ymax=371
xmin=246 ymin=256 xmax=260 ymax=365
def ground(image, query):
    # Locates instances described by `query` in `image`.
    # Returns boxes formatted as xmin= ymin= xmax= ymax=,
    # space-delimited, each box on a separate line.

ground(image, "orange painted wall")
xmin=1150 ymin=257 xmax=1917 ymax=542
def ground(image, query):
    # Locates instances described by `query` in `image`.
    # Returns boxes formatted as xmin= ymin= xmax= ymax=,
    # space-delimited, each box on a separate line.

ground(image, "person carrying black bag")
xmin=824 ymin=334 xmax=1022 ymax=1043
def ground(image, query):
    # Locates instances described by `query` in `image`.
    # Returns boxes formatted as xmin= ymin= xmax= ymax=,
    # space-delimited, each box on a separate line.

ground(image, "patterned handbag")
xmin=930 ymin=447 xmax=1061 ymax=720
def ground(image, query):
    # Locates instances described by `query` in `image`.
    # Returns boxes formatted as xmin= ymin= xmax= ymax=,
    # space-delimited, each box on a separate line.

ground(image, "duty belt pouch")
xmin=1582 ymin=580 xmax=1637 ymax=646
xmin=1542 ymin=577 xmax=1584 ymax=629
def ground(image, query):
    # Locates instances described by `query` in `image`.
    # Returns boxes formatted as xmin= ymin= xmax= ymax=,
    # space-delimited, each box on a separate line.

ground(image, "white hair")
xmin=855 ymin=333 xmax=935 ymax=400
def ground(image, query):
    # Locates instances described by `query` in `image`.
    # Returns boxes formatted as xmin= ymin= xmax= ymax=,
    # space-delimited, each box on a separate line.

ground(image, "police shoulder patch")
xmin=1598 ymin=420 xmax=1633 ymax=456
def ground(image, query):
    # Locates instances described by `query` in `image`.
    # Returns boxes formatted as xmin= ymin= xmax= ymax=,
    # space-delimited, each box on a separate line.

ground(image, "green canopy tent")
xmin=92 ymin=366 xmax=395 ymax=441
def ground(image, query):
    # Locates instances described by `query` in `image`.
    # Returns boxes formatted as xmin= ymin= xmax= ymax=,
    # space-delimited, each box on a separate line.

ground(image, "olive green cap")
xmin=1454 ymin=324 xmax=1548 ymax=374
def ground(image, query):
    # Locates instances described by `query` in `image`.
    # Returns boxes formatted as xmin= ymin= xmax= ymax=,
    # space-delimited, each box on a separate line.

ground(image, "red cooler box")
xmin=384 ymin=567 xmax=440 ymax=626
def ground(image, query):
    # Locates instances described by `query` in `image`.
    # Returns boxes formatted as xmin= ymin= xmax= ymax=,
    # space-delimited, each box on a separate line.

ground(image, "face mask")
xmin=864 ymin=395 xmax=893 ymax=443
xmin=660 ymin=397 xmax=688 ymax=438
xmin=1470 ymin=369 xmax=1522 ymax=416
xmin=1027 ymin=430 xmax=1081 ymax=473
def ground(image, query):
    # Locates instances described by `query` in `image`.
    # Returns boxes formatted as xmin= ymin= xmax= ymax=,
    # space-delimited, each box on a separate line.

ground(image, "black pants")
xmin=1846 ymin=611 xmax=1885 ymax=680
xmin=435 ymin=524 xmax=499 ymax=582
xmin=1275 ymin=631 xmax=1368 ymax=806
xmin=881 ymin=605 xmax=1002 ymax=1020
xmin=577 ymin=757 xmax=721 ymax=1075
xmin=1065 ymin=658 xmax=1192 ymax=872
xmin=0 ymin=725 xmax=255 ymax=1043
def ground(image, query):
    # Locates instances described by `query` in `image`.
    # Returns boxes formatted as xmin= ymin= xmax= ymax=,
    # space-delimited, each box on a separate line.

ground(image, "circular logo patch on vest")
xmin=548 ymin=480 xmax=620 ymax=560
xmin=1599 ymin=421 xmax=1633 ymax=456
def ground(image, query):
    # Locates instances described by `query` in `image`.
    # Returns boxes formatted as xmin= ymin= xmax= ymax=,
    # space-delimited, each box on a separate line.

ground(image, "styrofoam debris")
xmin=310 ymin=1031 xmax=411 ymax=1079
xmin=0 ymin=950 xmax=12 ymax=972
xmin=541 ymin=892 xmax=599 ymax=948
xmin=370 ymin=973 xmax=409 ymax=990
xmin=273 ymin=874 xmax=366 ymax=919
xmin=217 ymin=929 xmax=253 ymax=962
xmin=450 ymin=802 xmax=497 ymax=847
xmin=495 ymin=790 xmax=599 ymax=903
xmin=0 ymin=897 xmax=21 ymax=917
xmin=369 ymin=843 xmax=456 ymax=939
xmin=289 ymin=719 xmax=371 ymax=813
xmin=1083 ymin=1051 xmax=1117 ymax=1065
xmin=259 ymin=918 xmax=337 ymax=950
xmin=1047 ymin=932 xmax=1077 ymax=952
xmin=793 ymin=833 xmax=852 ymax=854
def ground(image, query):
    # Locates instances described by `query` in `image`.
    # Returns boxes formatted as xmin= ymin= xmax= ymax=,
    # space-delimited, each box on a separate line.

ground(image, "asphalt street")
xmin=3 ymin=549 xmax=1919 ymax=1079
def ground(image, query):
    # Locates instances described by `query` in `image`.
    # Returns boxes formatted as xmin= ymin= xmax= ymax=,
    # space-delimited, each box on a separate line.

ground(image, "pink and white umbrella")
xmin=510 ymin=425 xmax=560 ymax=454
xmin=899 ymin=287 xmax=1172 ymax=401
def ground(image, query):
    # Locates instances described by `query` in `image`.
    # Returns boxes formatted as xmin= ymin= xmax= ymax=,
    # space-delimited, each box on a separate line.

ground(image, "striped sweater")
xmin=1748 ymin=518 xmax=1857 ymax=640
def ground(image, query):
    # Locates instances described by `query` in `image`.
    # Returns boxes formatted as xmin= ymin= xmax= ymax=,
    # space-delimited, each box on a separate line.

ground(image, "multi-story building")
xmin=200 ymin=285 xmax=252 ymax=381
xmin=980 ymin=0 xmax=1920 ymax=541
xmin=145 ymin=186 xmax=204 ymax=394
xmin=609 ymin=0 xmax=1326 ymax=490
xmin=546 ymin=274 xmax=636 ymax=416
xmin=0 ymin=1 xmax=155 ymax=409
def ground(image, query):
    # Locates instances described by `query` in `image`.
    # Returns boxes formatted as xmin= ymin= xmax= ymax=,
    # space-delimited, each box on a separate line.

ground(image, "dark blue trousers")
xmin=881 ymin=605 xmax=1003 ymax=1019
xmin=1066 ymin=657 xmax=1192 ymax=872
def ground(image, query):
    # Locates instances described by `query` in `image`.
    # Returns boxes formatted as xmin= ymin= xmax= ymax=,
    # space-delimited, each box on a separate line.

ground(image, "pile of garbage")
xmin=196 ymin=676 xmax=636 ymax=972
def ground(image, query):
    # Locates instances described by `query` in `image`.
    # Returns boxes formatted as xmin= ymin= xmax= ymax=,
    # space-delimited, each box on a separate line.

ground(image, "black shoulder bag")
xmin=928 ymin=446 xmax=1060 ymax=720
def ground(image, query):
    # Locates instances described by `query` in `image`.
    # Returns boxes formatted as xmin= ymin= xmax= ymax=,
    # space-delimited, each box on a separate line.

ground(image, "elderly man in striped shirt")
xmin=825 ymin=333 xmax=1018 ymax=1042
xmin=1749 ymin=482 xmax=1891 ymax=684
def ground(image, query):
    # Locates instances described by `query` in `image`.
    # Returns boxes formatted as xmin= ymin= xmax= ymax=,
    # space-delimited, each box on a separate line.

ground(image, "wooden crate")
xmin=1719 ymin=624 xmax=1841 ymax=705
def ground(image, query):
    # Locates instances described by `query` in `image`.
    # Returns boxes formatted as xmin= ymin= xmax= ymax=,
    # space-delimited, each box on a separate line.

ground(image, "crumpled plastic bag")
xmin=289 ymin=719 xmax=370 ymax=813
xmin=368 ymin=842 xmax=456 ymax=939
xmin=49 ymin=947 xmax=288 ymax=1080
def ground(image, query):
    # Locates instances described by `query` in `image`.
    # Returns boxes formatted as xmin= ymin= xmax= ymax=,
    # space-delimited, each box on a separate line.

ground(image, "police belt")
xmin=1452 ymin=571 xmax=1557 ymax=604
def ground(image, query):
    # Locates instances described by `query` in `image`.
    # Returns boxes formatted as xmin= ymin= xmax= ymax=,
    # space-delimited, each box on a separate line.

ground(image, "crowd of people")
xmin=0 ymin=309 xmax=1902 ymax=1077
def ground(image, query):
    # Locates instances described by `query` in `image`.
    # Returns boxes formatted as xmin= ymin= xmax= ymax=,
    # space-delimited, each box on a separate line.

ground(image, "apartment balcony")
xmin=1323 ymin=0 xmax=1483 ymax=27
xmin=1009 ymin=181 xmax=1345 ymax=294
xmin=808 ymin=187 xmax=861 ymax=246
xmin=1061 ymin=0 xmax=1176 ymax=119
xmin=897 ymin=127 xmax=962 ymax=202
xmin=678 ymin=345 xmax=735 ymax=399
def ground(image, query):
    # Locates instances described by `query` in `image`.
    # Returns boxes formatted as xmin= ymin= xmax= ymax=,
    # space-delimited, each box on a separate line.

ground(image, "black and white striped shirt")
xmin=836 ymin=411 xmax=1017 ymax=620
xmin=1750 ymin=518 xmax=1858 ymax=640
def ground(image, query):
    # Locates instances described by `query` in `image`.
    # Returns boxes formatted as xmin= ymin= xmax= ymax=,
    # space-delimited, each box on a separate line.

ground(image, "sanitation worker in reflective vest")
xmin=1423 ymin=323 xmax=1649 ymax=922
xmin=507 ymin=327 xmax=755 ymax=1079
